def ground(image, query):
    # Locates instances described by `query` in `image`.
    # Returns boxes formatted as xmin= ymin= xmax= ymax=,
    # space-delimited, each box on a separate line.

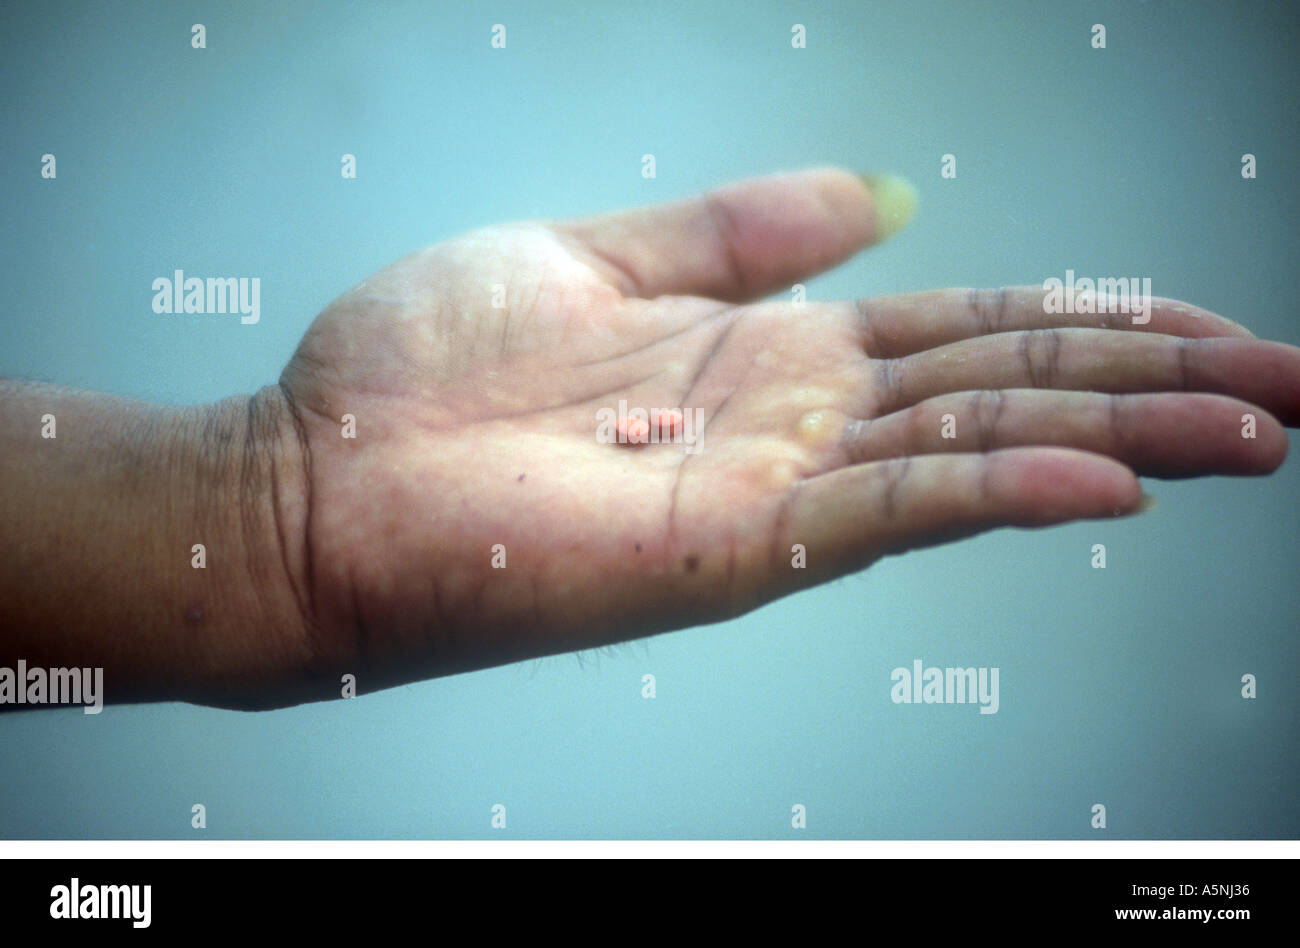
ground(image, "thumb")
xmin=554 ymin=167 xmax=917 ymax=302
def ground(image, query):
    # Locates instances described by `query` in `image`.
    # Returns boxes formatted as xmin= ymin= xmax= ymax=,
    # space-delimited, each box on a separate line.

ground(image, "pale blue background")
xmin=1 ymin=0 xmax=1296 ymax=837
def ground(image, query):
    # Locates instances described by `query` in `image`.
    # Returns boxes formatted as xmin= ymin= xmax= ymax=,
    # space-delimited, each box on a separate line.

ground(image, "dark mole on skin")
xmin=517 ymin=474 xmax=525 ymax=482
xmin=635 ymin=543 xmax=642 ymax=553
xmin=184 ymin=604 xmax=203 ymax=626
xmin=684 ymin=555 xmax=700 ymax=573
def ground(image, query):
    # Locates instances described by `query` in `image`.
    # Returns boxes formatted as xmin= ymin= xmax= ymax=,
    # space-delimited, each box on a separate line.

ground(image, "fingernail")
xmin=1138 ymin=492 xmax=1156 ymax=512
xmin=859 ymin=173 xmax=918 ymax=241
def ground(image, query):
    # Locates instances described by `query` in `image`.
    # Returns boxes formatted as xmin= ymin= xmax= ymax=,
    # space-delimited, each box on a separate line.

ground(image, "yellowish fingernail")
xmin=1138 ymin=492 xmax=1156 ymax=512
xmin=860 ymin=173 xmax=918 ymax=241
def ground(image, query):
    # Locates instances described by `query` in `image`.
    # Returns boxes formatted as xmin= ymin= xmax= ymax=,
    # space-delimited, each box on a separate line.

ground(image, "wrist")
xmin=182 ymin=385 xmax=320 ymax=709
xmin=1 ymin=381 xmax=317 ymax=710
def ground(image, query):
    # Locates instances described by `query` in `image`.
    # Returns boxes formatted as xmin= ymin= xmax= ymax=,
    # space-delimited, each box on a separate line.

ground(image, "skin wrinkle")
xmin=289 ymin=340 xmax=334 ymax=382
xmin=265 ymin=399 xmax=304 ymax=643
xmin=498 ymin=296 xmax=511 ymax=357
xmin=853 ymin=298 xmax=883 ymax=356
xmin=979 ymin=286 xmax=1010 ymax=336
xmin=346 ymin=367 xmax=671 ymax=431
xmin=1108 ymin=393 xmax=1125 ymax=456
xmin=664 ymin=311 xmax=742 ymax=552
xmin=994 ymin=287 xmax=1010 ymax=334
xmin=702 ymin=318 xmax=780 ymax=603
xmin=881 ymin=455 xmax=912 ymax=523
xmin=550 ymin=227 xmax=644 ymax=297
xmin=705 ymin=324 xmax=772 ymax=434
xmin=275 ymin=381 xmax=330 ymax=678
xmin=875 ymin=356 xmax=903 ymax=415
xmin=257 ymin=396 xmax=302 ymax=657
xmin=703 ymin=192 xmax=749 ymax=300
xmin=1177 ymin=336 xmax=1192 ymax=390
xmin=1017 ymin=328 xmax=1064 ymax=389
xmin=572 ymin=301 xmax=732 ymax=368
xmin=528 ymin=369 xmax=669 ymax=423
xmin=1045 ymin=329 xmax=1063 ymax=389
xmin=525 ymin=267 xmax=552 ymax=341
xmin=905 ymin=394 xmax=927 ymax=457
xmin=1017 ymin=330 xmax=1038 ymax=389
xmin=969 ymin=287 xmax=991 ymax=336
xmin=525 ymin=260 xmax=549 ymax=343
xmin=240 ymin=396 xmax=275 ymax=647
xmin=975 ymin=389 xmax=1007 ymax=453
xmin=1098 ymin=310 xmax=1133 ymax=332
xmin=664 ymin=450 xmax=692 ymax=561
xmin=768 ymin=477 xmax=800 ymax=579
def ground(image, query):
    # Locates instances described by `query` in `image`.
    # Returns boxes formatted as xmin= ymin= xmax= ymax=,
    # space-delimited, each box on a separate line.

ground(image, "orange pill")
xmin=619 ymin=417 xmax=650 ymax=445
xmin=654 ymin=409 xmax=683 ymax=438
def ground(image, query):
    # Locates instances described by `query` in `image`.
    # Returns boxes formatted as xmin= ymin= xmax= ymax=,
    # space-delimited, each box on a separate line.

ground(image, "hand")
xmin=272 ymin=167 xmax=1299 ymax=706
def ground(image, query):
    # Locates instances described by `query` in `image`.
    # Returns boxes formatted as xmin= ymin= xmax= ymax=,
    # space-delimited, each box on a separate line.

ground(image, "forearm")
xmin=0 ymin=381 xmax=314 ymax=710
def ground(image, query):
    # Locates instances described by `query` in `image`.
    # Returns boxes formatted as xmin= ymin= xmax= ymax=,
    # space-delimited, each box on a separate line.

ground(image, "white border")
xmin=0 ymin=840 xmax=1295 ymax=858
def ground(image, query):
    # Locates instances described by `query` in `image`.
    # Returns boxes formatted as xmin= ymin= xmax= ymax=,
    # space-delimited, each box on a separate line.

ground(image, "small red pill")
xmin=619 ymin=417 xmax=650 ymax=445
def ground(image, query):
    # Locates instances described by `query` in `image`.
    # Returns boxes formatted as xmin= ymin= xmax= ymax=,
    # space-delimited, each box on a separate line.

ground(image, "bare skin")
xmin=2 ymin=168 xmax=1297 ymax=710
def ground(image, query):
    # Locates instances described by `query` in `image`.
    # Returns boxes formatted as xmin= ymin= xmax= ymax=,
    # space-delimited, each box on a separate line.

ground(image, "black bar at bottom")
xmin=0 ymin=856 xmax=1285 ymax=935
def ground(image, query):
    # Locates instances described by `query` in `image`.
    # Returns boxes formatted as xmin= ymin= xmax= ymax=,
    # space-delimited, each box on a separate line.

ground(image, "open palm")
xmin=276 ymin=168 xmax=1298 ymax=700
